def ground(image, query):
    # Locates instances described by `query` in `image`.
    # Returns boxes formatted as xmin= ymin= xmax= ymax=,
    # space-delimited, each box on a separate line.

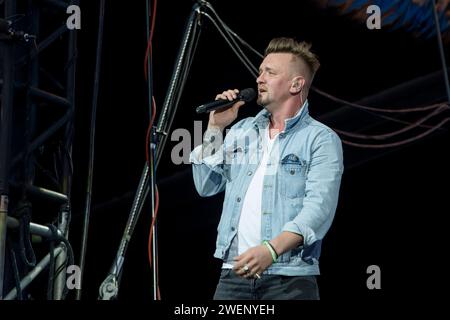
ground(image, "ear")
xmin=290 ymin=76 xmax=305 ymax=94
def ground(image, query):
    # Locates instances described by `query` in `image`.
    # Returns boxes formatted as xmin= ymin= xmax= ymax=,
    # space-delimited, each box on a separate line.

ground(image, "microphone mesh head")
xmin=238 ymin=88 xmax=256 ymax=102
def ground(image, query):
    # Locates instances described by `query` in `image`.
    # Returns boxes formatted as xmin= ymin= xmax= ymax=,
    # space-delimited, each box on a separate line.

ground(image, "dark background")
xmin=48 ymin=0 xmax=450 ymax=302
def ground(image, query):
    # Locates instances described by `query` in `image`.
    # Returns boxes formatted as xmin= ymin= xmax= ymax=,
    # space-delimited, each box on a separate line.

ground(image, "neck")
xmin=268 ymin=97 xmax=305 ymax=132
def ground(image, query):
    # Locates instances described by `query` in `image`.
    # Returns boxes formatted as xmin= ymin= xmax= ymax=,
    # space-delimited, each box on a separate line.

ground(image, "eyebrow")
xmin=259 ymin=66 xmax=276 ymax=73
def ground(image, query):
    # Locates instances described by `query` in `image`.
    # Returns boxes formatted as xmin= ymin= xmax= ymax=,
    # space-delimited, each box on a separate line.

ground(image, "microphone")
xmin=196 ymin=88 xmax=256 ymax=114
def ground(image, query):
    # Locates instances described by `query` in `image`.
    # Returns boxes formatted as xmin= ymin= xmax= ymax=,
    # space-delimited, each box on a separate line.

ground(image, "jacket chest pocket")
xmin=278 ymin=154 xmax=307 ymax=199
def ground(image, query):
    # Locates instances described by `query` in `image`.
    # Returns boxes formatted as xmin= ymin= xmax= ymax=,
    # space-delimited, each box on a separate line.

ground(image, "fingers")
xmin=215 ymin=89 xmax=239 ymax=101
xmin=233 ymin=260 xmax=261 ymax=279
xmin=233 ymin=251 xmax=261 ymax=278
xmin=243 ymin=267 xmax=259 ymax=279
xmin=233 ymin=101 xmax=245 ymax=110
xmin=242 ymin=266 xmax=261 ymax=279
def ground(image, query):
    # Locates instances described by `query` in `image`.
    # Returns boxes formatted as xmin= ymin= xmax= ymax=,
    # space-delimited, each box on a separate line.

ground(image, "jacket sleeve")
xmin=282 ymin=129 xmax=344 ymax=248
xmin=189 ymin=127 xmax=228 ymax=197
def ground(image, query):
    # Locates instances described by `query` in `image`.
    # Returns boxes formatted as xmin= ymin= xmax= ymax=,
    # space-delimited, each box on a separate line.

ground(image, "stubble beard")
xmin=257 ymin=92 xmax=269 ymax=107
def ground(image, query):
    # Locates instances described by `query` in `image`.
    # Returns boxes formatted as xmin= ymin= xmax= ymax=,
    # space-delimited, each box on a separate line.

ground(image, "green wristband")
xmin=263 ymin=240 xmax=278 ymax=263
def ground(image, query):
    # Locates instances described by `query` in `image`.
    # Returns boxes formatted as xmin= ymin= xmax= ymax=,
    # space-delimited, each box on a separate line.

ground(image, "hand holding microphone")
xmin=196 ymin=88 xmax=256 ymax=132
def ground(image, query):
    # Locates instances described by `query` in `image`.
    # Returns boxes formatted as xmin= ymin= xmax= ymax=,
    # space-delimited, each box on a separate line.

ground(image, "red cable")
xmin=145 ymin=96 xmax=160 ymax=298
xmin=144 ymin=0 xmax=157 ymax=81
xmin=143 ymin=0 xmax=160 ymax=299
xmin=334 ymin=104 xmax=448 ymax=140
xmin=342 ymin=117 xmax=450 ymax=148
xmin=313 ymin=87 xmax=450 ymax=113
xmin=147 ymin=185 xmax=159 ymax=266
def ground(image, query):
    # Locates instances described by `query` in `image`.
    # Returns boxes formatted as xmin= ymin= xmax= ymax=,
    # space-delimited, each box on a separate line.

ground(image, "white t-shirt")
xmin=222 ymin=128 xmax=277 ymax=268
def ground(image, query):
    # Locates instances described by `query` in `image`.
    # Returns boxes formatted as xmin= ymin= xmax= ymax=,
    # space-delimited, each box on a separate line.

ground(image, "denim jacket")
xmin=190 ymin=101 xmax=344 ymax=276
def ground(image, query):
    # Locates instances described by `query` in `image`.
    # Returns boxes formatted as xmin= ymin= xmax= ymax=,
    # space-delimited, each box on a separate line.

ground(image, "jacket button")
xmin=247 ymin=171 xmax=252 ymax=176
xmin=237 ymin=197 xmax=241 ymax=202
xmin=290 ymin=169 xmax=295 ymax=175
xmin=231 ymin=227 xmax=235 ymax=231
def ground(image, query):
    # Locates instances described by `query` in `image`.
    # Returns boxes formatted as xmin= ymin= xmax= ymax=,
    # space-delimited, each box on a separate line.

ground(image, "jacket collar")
xmin=253 ymin=100 xmax=310 ymax=133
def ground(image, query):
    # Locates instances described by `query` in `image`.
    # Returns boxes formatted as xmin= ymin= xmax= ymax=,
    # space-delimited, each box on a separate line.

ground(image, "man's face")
xmin=256 ymin=53 xmax=296 ymax=110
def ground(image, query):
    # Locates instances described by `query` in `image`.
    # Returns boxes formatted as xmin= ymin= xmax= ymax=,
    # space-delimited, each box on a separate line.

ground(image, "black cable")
xmin=17 ymin=203 xmax=37 ymax=267
xmin=221 ymin=24 xmax=263 ymax=59
xmin=57 ymin=141 xmax=73 ymax=186
xmin=46 ymin=224 xmax=75 ymax=300
xmin=77 ymin=0 xmax=106 ymax=300
xmin=146 ymin=0 xmax=159 ymax=299
xmin=204 ymin=3 xmax=259 ymax=73
xmin=53 ymin=256 xmax=68 ymax=279
xmin=201 ymin=12 xmax=258 ymax=77
xmin=7 ymin=236 xmax=24 ymax=300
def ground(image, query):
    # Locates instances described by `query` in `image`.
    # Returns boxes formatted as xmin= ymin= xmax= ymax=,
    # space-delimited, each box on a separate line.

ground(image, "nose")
xmin=256 ymin=72 xmax=264 ymax=84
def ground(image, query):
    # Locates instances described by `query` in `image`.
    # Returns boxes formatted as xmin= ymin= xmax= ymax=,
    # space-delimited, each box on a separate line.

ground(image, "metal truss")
xmin=0 ymin=0 xmax=78 ymax=300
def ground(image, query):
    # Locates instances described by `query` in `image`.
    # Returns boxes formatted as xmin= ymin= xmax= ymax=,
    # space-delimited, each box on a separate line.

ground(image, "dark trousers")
xmin=213 ymin=269 xmax=320 ymax=300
